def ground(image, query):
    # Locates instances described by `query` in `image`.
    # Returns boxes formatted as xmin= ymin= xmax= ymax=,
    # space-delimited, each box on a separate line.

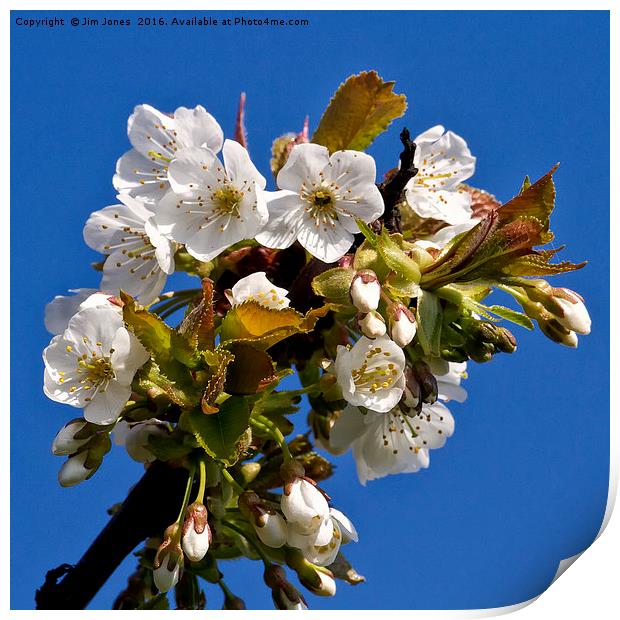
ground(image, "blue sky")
xmin=11 ymin=10 xmax=609 ymax=610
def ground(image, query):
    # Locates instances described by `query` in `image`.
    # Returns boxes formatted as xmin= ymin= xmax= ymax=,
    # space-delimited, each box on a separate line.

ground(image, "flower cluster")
xmin=41 ymin=71 xmax=591 ymax=610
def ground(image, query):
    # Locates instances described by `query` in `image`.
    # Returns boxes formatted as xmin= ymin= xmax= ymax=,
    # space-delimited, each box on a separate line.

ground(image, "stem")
xmin=252 ymin=415 xmax=292 ymax=460
xmin=173 ymin=464 xmax=196 ymax=541
xmin=220 ymin=468 xmax=245 ymax=495
xmin=196 ymin=459 xmax=207 ymax=504
xmin=221 ymin=520 xmax=271 ymax=567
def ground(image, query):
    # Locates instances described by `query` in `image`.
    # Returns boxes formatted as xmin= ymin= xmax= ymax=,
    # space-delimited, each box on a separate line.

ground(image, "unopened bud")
xmin=284 ymin=548 xmax=336 ymax=597
xmin=411 ymin=361 xmax=438 ymax=404
xmin=495 ymin=326 xmax=517 ymax=353
xmin=281 ymin=477 xmax=329 ymax=533
xmin=222 ymin=594 xmax=246 ymax=610
xmin=357 ymin=311 xmax=386 ymax=338
xmin=349 ymin=270 xmax=381 ymax=312
xmin=553 ymin=288 xmax=591 ymax=335
xmin=389 ymin=304 xmax=417 ymax=347
xmin=182 ymin=502 xmax=211 ymax=562
xmin=280 ymin=459 xmax=305 ymax=483
xmin=52 ymin=418 xmax=91 ymax=456
xmin=58 ymin=452 xmax=94 ymax=487
xmin=254 ymin=512 xmax=287 ymax=549
xmin=239 ymin=462 xmax=262 ymax=485
xmin=265 ymin=564 xmax=309 ymax=609
xmin=154 ymin=524 xmax=184 ymax=592
xmin=539 ymin=319 xmax=579 ymax=348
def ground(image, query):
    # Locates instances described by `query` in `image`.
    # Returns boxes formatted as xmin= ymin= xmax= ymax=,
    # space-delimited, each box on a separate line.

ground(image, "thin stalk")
xmin=173 ymin=464 xmax=196 ymax=542
xmin=251 ymin=415 xmax=292 ymax=460
xmin=220 ymin=468 xmax=246 ymax=495
xmin=221 ymin=519 xmax=271 ymax=567
xmin=196 ymin=459 xmax=207 ymax=505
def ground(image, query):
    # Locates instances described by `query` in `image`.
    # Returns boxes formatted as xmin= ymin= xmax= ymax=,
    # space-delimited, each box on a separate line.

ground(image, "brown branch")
xmin=35 ymin=461 xmax=189 ymax=610
xmin=378 ymin=127 xmax=419 ymax=233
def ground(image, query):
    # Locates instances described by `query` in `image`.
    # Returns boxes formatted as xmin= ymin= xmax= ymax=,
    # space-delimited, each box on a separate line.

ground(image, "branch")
xmin=35 ymin=461 xmax=189 ymax=610
xmin=378 ymin=127 xmax=418 ymax=233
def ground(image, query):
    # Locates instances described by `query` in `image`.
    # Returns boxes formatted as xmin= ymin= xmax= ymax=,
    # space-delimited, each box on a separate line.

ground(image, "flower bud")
xmin=349 ymin=270 xmax=381 ymax=312
xmin=153 ymin=551 xmax=183 ymax=593
xmin=264 ymin=565 xmax=308 ymax=610
xmin=389 ymin=304 xmax=417 ymax=347
xmin=154 ymin=524 xmax=184 ymax=592
xmin=284 ymin=548 xmax=336 ymax=597
xmin=357 ymin=311 xmax=386 ymax=338
xmin=540 ymin=319 xmax=579 ymax=348
xmin=181 ymin=502 xmax=211 ymax=562
xmin=52 ymin=418 xmax=91 ymax=456
xmin=58 ymin=451 xmax=93 ymax=487
xmin=411 ymin=361 xmax=438 ymax=404
xmin=254 ymin=512 xmax=288 ymax=549
xmin=222 ymin=594 xmax=246 ymax=610
xmin=554 ymin=288 xmax=591 ymax=335
xmin=281 ymin=478 xmax=330 ymax=533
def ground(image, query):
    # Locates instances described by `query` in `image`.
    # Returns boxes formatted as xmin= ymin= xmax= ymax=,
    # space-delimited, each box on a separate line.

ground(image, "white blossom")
xmin=225 ymin=272 xmax=290 ymax=309
xmin=84 ymin=193 xmax=176 ymax=306
xmin=253 ymin=512 xmax=288 ymax=548
xmin=415 ymin=219 xmax=480 ymax=251
xmin=52 ymin=419 xmax=91 ymax=456
xmin=358 ymin=311 xmax=386 ymax=339
xmin=389 ymin=304 xmax=417 ymax=347
xmin=43 ymin=306 xmax=149 ymax=425
xmin=155 ymin=141 xmax=268 ymax=262
xmin=113 ymin=104 xmax=223 ymax=206
xmin=182 ymin=503 xmax=211 ymax=562
xmin=330 ymin=361 xmax=466 ymax=484
xmin=153 ymin=552 xmax=183 ymax=593
xmin=349 ymin=270 xmax=381 ymax=312
xmin=256 ymin=144 xmax=384 ymax=263
xmin=281 ymin=478 xmax=330 ymax=534
xmin=45 ymin=290 xmax=119 ymax=335
xmin=555 ymin=289 xmax=591 ymax=335
xmin=405 ymin=126 xmax=476 ymax=225
xmin=334 ymin=335 xmax=406 ymax=413
xmin=113 ymin=419 xmax=168 ymax=463
xmin=58 ymin=452 xmax=92 ymax=487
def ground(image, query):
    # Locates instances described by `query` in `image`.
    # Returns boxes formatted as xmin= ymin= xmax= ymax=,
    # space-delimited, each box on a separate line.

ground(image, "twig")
xmin=377 ymin=127 xmax=419 ymax=233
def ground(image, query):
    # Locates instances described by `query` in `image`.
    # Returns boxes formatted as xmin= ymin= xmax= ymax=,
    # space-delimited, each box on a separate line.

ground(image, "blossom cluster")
xmin=40 ymin=72 xmax=591 ymax=610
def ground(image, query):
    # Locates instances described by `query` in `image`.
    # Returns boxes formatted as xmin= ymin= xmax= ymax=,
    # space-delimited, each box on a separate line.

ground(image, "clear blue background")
xmin=11 ymin=10 xmax=609 ymax=610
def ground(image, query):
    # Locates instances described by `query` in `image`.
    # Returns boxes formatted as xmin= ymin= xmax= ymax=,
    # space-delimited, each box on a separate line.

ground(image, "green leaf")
xmin=220 ymin=301 xmax=333 ymax=350
xmin=200 ymin=347 xmax=235 ymax=413
xmin=184 ymin=396 xmax=252 ymax=466
xmin=311 ymin=267 xmax=355 ymax=303
xmin=121 ymin=292 xmax=197 ymax=406
xmin=224 ymin=342 xmax=277 ymax=396
xmin=486 ymin=305 xmax=534 ymax=330
xmin=416 ymin=290 xmax=442 ymax=356
xmin=311 ymin=71 xmax=407 ymax=152
xmin=177 ymin=278 xmax=215 ymax=351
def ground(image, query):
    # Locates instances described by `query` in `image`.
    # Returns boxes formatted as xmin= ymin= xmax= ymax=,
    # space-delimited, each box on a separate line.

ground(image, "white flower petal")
xmin=83 ymin=381 xmax=131 ymax=425
xmin=113 ymin=148 xmax=168 ymax=207
xmin=167 ymin=146 xmax=219 ymax=194
xmin=223 ymin=139 xmax=266 ymax=189
xmin=45 ymin=289 xmax=99 ymax=335
xmin=297 ymin=213 xmax=354 ymax=263
xmin=255 ymin=191 xmax=305 ymax=250
xmin=277 ymin=143 xmax=330 ymax=192
xmin=173 ymin=104 xmax=223 ymax=153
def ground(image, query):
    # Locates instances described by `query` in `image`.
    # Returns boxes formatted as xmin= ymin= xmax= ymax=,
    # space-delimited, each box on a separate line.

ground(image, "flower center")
xmin=309 ymin=188 xmax=336 ymax=210
xmin=212 ymin=185 xmax=242 ymax=215
xmin=350 ymin=347 xmax=398 ymax=393
xmin=78 ymin=356 xmax=115 ymax=384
